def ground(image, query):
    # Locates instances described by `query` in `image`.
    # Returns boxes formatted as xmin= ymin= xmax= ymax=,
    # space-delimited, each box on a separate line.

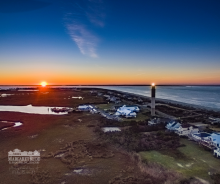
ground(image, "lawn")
xmin=122 ymin=109 xmax=150 ymax=122
xmin=210 ymin=127 xmax=220 ymax=133
xmin=96 ymin=103 xmax=115 ymax=110
xmin=139 ymin=138 xmax=220 ymax=181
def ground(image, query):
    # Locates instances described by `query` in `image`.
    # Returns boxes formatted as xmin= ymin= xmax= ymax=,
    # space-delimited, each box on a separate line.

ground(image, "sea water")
xmin=97 ymin=86 xmax=220 ymax=111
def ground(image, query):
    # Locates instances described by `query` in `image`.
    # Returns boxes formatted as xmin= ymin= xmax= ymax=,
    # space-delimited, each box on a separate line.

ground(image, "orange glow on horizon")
xmin=0 ymin=67 xmax=220 ymax=85
xmin=40 ymin=81 xmax=47 ymax=87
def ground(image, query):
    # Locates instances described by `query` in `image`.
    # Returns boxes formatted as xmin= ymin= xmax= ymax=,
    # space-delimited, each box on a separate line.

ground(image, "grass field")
xmin=210 ymin=127 xmax=220 ymax=133
xmin=96 ymin=103 xmax=115 ymax=110
xmin=139 ymin=138 xmax=220 ymax=181
xmin=122 ymin=109 xmax=150 ymax=122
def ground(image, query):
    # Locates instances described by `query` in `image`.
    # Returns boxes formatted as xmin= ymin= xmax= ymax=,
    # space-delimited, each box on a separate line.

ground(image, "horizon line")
xmin=1 ymin=84 xmax=220 ymax=86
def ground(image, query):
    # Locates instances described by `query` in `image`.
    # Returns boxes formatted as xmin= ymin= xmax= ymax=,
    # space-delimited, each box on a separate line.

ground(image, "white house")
xmin=78 ymin=105 xmax=90 ymax=111
xmin=115 ymin=109 xmax=136 ymax=118
xmin=109 ymin=96 xmax=120 ymax=103
xmin=115 ymin=105 xmax=138 ymax=118
xmin=90 ymin=90 xmax=97 ymax=94
xmin=148 ymin=118 xmax=159 ymax=126
xmin=190 ymin=132 xmax=211 ymax=142
xmin=214 ymin=147 xmax=220 ymax=158
xmin=125 ymin=111 xmax=137 ymax=118
xmin=209 ymin=133 xmax=220 ymax=148
xmin=119 ymin=105 xmax=140 ymax=112
xmin=166 ymin=121 xmax=181 ymax=131
xmin=175 ymin=124 xmax=199 ymax=136
xmin=209 ymin=117 xmax=220 ymax=124
xmin=78 ymin=105 xmax=94 ymax=111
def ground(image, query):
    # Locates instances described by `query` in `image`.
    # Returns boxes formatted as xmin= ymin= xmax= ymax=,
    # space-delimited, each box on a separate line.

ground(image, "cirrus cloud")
xmin=66 ymin=23 xmax=99 ymax=58
xmin=63 ymin=0 xmax=105 ymax=58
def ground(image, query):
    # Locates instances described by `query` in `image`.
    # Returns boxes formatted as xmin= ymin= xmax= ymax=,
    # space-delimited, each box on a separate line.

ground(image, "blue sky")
xmin=0 ymin=0 xmax=220 ymax=85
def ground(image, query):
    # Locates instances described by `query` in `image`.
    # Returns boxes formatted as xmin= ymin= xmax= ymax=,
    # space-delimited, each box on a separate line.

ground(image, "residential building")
xmin=175 ymin=124 xmax=199 ymax=136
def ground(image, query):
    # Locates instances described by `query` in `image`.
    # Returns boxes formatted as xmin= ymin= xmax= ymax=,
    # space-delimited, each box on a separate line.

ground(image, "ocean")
xmin=1 ymin=85 xmax=220 ymax=111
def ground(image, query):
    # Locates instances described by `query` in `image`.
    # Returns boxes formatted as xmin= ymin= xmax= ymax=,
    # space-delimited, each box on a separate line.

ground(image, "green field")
xmin=139 ymin=138 xmax=220 ymax=181
xmin=96 ymin=103 xmax=115 ymax=109
xmin=122 ymin=109 xmax=150 ymax=122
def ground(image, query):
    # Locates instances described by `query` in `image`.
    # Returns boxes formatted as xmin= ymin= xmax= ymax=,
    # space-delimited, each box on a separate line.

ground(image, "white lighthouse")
xmin=151 ymin=83 xmax=156 ymax=116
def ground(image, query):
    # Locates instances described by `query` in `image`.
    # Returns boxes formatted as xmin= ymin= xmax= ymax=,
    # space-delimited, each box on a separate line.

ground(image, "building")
xmin=209 ymin=133 xmax=220 ymax=148
xmin=175 ymin=124 xmax=199 ymax=136
xmin=190 ymin=132 xmax=211 ymax=142
xmin=166 ymin=120 xmax=181 ymax=131
xmin=151 ymin=83 xmax=156 ymax=116
xmin=209 ymin=117 xmax=220 ymax=124
xmin=115 ymin=105 xmax=139 ymax=118
xmin=214 ymin=147 xmax=220 ymax=158
xmin=78 ymin=105 xmax=91 ymax=111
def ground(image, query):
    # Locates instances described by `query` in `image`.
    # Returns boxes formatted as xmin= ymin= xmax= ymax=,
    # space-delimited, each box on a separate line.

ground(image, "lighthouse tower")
xmin=151 ymin=83 xmax=156 ymax=116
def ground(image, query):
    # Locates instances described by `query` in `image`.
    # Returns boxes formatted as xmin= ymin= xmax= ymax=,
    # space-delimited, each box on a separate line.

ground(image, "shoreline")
xmin=1 ymin=86 xmax=220 ymax=113
xmin=86 ymin=87 xmax=220 ymax=113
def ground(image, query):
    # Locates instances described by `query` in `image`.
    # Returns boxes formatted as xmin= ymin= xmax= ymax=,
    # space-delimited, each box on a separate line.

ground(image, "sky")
xmin=0 ymin=0 xmax=220 ymax=85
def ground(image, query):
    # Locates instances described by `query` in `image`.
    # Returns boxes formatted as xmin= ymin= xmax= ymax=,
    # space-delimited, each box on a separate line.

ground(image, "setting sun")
xmin=40 ymin=81 xmax=47 ymax=87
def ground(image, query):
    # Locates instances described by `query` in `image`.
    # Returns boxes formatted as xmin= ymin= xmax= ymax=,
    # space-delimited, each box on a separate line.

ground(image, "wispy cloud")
xmin=63 ymin=0 xmax=105 ymax=58
xmin=86 ymin=0 xmax=105 ymax=27
xmin=67 ymin=23 xmax=98 ymax=58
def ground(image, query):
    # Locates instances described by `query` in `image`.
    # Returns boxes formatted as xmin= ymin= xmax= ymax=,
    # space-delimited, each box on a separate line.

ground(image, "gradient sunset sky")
xmin=0 ymin=0 xmax=220 ymax=85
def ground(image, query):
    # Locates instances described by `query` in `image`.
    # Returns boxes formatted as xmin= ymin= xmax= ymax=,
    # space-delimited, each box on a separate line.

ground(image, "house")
xmin=90 ymin=108 xmax=98 ymax=114
xmin=78 ymin=105 xmax=94 ymax=111
xmin=166 ymin=121 xmax=181 ymax=131
xmin=190 ymin=132 xmax=211 ymax=142
xmin=97 ymin=93 xmax=103 ymax=96
xmin=115 ymin=105 xmax=138 ymax=118
xmin=209 ymin=133 xmax=220 ymax=148
xmin=148 ymin=118 xmax=160 ymax=126
xmin=103 ymin=95 xmax=111 ymax=99
xmin=78 ymin=105 xmax=90 ymax=111
xmin=138 ymin=98 xmax=143 ymax=103
xmin=213 ymin=147 xmax=220 ymax=158
xmin=175 ymin=124 xmax=199 ymax=136
xmin=90 ymin=90 xmax=97 ymax=94
xmin=109 ymin=96 xmax=117 ymax=102
xmin=209 ymin=117 xmax=220 ymax=124
xmin=148 ymin=117 xmax=169 ymax=126
xmin=121 ymin=105 xmax=140 ymax=112
xmin=108 ymin=96 xmax=121 ymax=104
xmin=116 ymin=109 xmax=136 ymax=118
xmin=124 ymin=110 xmax=136 ymax=118
xmin=115 ymin=100 xmax=121 ymax=104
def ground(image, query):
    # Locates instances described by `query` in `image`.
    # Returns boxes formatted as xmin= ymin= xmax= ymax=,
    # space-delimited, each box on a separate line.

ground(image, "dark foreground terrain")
xmin=0 ymin=87 xmax=219 ymax=184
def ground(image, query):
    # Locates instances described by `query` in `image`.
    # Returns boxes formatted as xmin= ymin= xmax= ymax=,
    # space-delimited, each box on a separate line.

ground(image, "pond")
xmin=0 ymin=105 xmax=71 ymax=115
xmin=0 ymin=121 xmax=23 ymax=131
